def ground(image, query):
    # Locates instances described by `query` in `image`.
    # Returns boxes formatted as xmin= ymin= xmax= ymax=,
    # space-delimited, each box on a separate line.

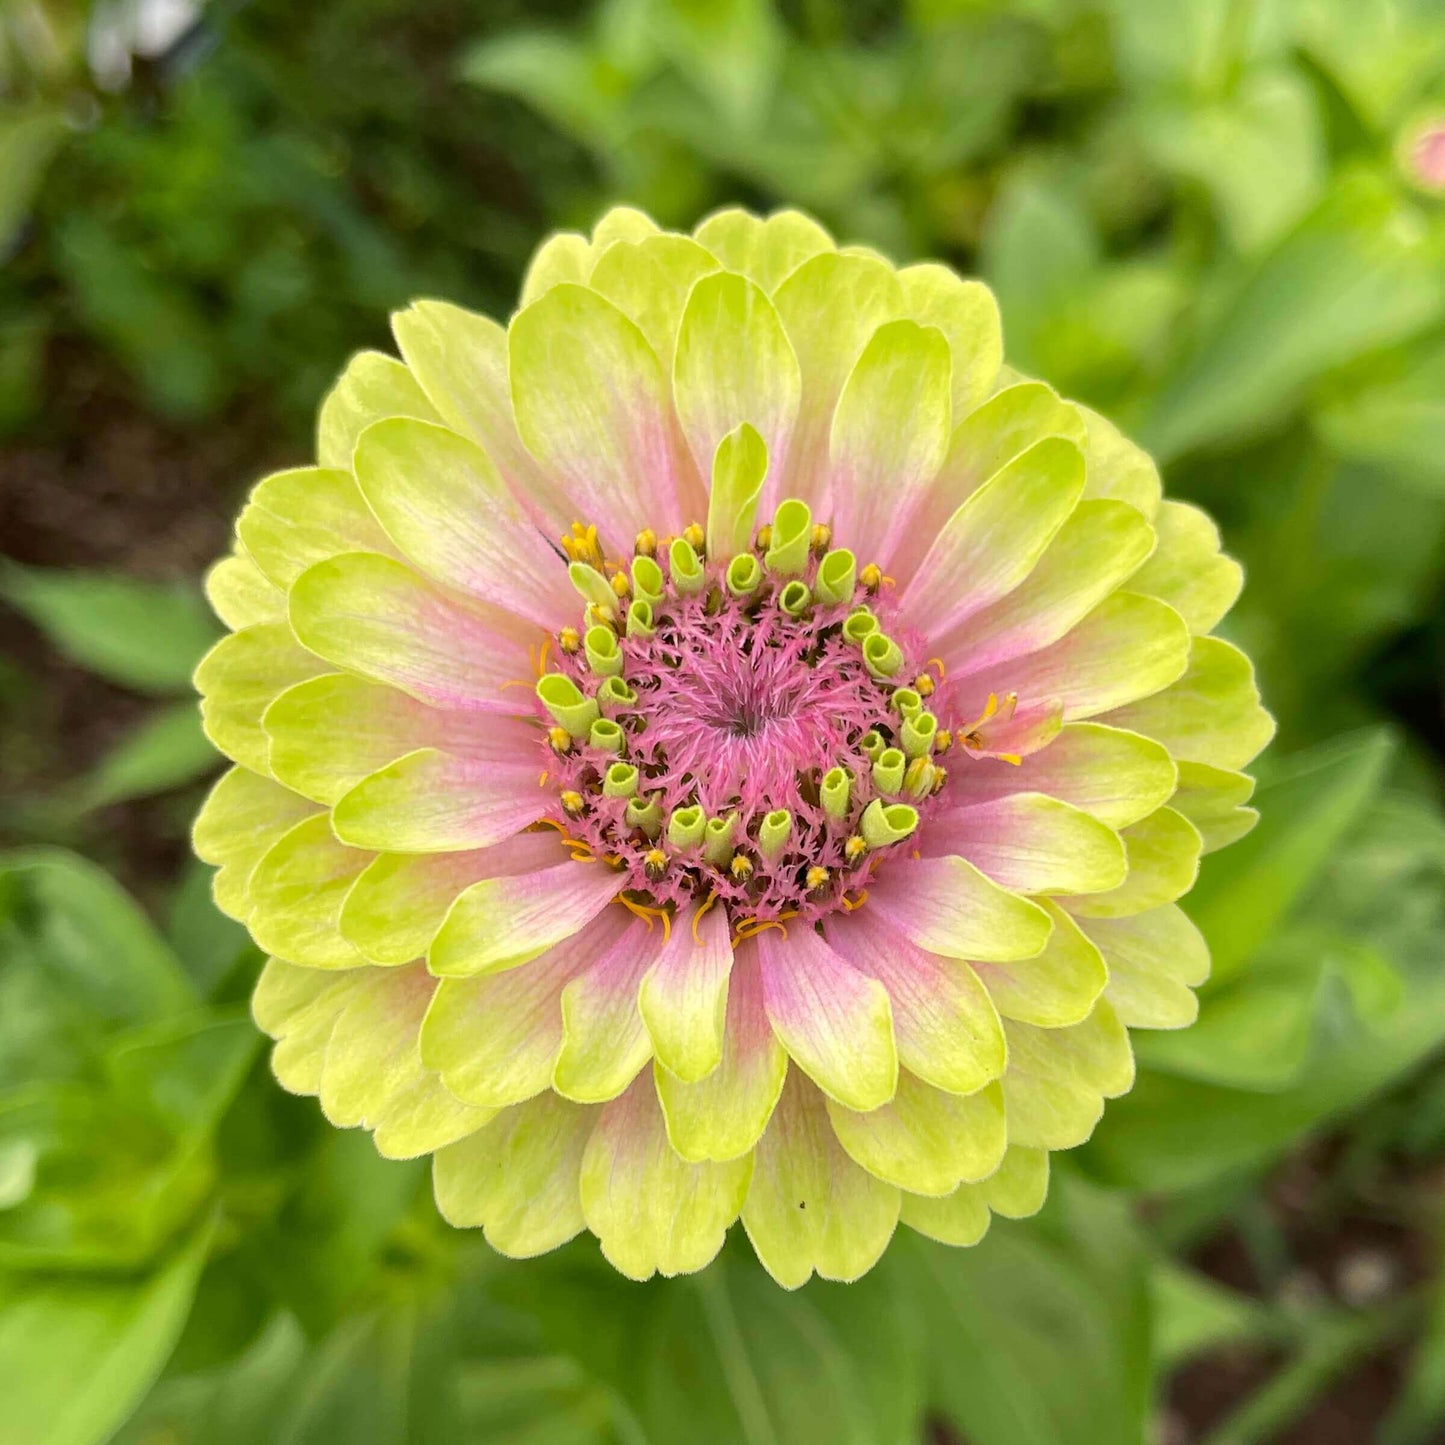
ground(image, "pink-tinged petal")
xmin=288 ymin=551 xmax=535 ymax=712
xmin=553 ymin=918 xmax=660 ymax=1102
xmin=391 ymin=301 xmax=571 ymax=534
xmin=971 ymin=899 xmax=1108 ymax=1028
xmin=827 ymin=320 xmax=952 ymax=551
xmin=938 ymin=499 xmax=1155 ymax=675
xmin=826 ymin=907 xmax=1006 ymax=1096
xmin=580 ymin=1075 xmax=752 ymax=1281
xmin=757 ymin=925 xmax=897 ymax=1113
xmin=865 ymin=855 xmax=1052 ymax=964
xmin=741 ymin=1071 xmax=900 ymax=1290
xmin=942 ymin=721 xmax=1176 ymax=832
xmin=894 ymin=437 xmax=1084 ymax=639
xmin=421 ymin=909 xmax=630 ymax=1108
xmin=673 ymin=271 xmax=800 ymax=485
xmin=638 ymin=901 xmax=734 ymax=1082
xmin=353 ymin=418 xmax=574 ymax=629
xmin=432 ymin=1094 xmax=597 ymax=1256
xmin=655 ymin=940 xmax=788 ymax=1163
xmin=508 ymin=283 xmax=700 ymax=541
xmin=827 ymin=1074 xmax=1007 ymax=1196
xmin=264 ymin=672 xmax=506 ymax=807
xmin=428 ymin=858 xmax=622 ymax=977
xmin=921 ymin=793 xmax=1127 ymax=896
xmin=962 ymin=695 xmax=1064 ymax=762
xmin=771 ymin=254 xmax=906 ymax=511
xmin=948 ymin=591 xmax=1190 ymax=725
xmin=339 ymin=833 xmax=560 ymax=967
xmin=332 ymin=743 xmax=547 ymax=853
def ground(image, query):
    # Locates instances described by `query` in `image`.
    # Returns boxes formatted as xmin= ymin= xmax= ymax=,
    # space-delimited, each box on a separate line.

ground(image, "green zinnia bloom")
xmin=194 ymin=205 xmax=1272 ymax=1287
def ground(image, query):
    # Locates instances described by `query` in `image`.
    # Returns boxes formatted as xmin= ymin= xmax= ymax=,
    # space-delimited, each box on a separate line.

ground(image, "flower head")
xmin=194 ymin=205 xmax=1272 ymax=1287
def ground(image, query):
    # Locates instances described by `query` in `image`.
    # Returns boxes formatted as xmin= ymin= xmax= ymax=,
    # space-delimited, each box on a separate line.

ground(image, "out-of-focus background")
xmin=2 ymin=1 xmax=1444 ymax=1441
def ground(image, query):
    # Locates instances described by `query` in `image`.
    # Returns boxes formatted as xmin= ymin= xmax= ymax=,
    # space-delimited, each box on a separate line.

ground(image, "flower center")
xmin=534 ymin=516 xmax=965 ymax=927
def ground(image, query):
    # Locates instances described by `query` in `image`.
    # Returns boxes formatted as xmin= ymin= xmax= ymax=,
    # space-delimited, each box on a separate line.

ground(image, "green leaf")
xmin=79 ymin=703 xmax=220 ymax=811
xmin=1151 ymin=1260 xmax=1278 ymax=1370
xmin=1186 ymin=729 xmax=1394 ymax=984
xmin=1143 ymin=170 xmax=1445 ymax=460
xmin=0 ymin=563 xmax=220 ymax=694
xmin=0 ymin=107 xmax=69 ymax=254
xmin=905 ymin=1172 xmax=1152 ymax=1445
xmin=0 ymin=1219 xmax=210 ymax=1445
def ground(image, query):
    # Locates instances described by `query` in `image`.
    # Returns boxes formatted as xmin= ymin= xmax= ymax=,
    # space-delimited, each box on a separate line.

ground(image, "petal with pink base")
xmin=758 ymin=925 xmax=897 ymax=1113
xmin=353 ymin=418 xmax=574 ymax=628
xmin=742 ymin=1072 xmax=900 ymax=1290
xmin=580 ymin=1075 xmax=753 ymax=1281
xmin=1062 ymin=807 xmax=1202 ymax=919
xmin=553 ymin=918 xmax=659 ymax=1102
xmin=865 ymin=855 xmax=1052 ymax=964
xmin=655 ymin=941 xmax=788 ymax=1163
xmin=971 ymin=899 xmax=1108 ymax=1028
xmin=316 ymin=350 xmax=441 ymax=472
xmin=509 ymin=283 xmax=698 ymax=539
xmin=428 ymin=857 xmax=621 ymax=978
xmin=288 ymin=551 xmax=534 ymax=712
xmin=638 ymin=901 xmax=734 ymax=1082
xmin=432 ymin=1094 xmax=598 ymax=1257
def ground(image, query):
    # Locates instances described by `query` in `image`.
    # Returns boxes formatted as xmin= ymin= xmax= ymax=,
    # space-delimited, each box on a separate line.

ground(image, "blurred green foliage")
xmin=3 ymin=0 xmax=1445 ymax=1441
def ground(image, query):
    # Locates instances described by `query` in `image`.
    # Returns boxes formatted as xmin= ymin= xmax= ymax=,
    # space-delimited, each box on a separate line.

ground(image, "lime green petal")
xmin=826 ymin=911 xmax=1007 ymax=1096
xmin=590 ymin=205 xmax=659 ymax=250
xmin=980 ymin=1144 xmax=1049 ymax=1217
xmin=252 ymin=956 xmax=350 ymax=1094
xmin=974 ymin=900 xmax=1108 ymax=1028
xmin=1082 ymin=904 xmax=1210 ymax=1030
xmin=580 ymin=1076 xmax=752 ymax=1281
xmin=742 ymin=1072 xmax=900 ymax=1290
xmin=946 ymin=499 xmax=1156 ymax=670
xmin=236 ymin=466 xmax=398 ymax=592
xmin=1079 ymin=404 xmax=1161 ymax=516
xmin=674 ymin=270 xmax=801 ymax=483
xmin=519 ymin=231 xmax=592 ymax=306
xmin=948 ymin=722 xmax=1175 ymax=832
xmin=432 ymin=1095 xmax=597 ymax=1257
xmin=1170 ymin=760 xmax=1260 ymax=852
xmin=1000 ymin=1000 xmax=1134 ymax=1150
xmin=390 ymin=301 xmax=563 ymax=525
xmin=899 ymin=1185 xmax=991 ymax=1247
xmin=421 ymin=917 xmax=621 ymax=1107
xmin=638 ymin=901 xmax=734 ymax=1082
xmin=897 ymin=262 xmax=1002 ymax=418
xmin=316 ymin=350 xmax=440 ymax=472
xmin=338 ymin=834 xmax=560 ymax=967
xmin=1064 ymin=806 xmax=1203 ymax=919
xmin=203 ymin=551 xmax=283 ymax=630
xmin=692 ymin=207 xmax=835 ymax=292
xmin=264 ymin=672 xmax=483 ymax=807
xmin=195 ymin=623 xmax=328 ymax=775
xmin=705 ymin=422 xmax=769 ymax=562
xmin=772 ymin=253 xmax=905 ymax=508
xmin=331 ymin=744 xmax=545 ymax=853
xmin=933 ymin=793 xmax=1127 ymax=896
xmin=867 ymin=855 xmax=1053 ymax=964
xmin=247 ymin=814 xmax=372 ymax=969
xmin=553 ymin=921 xmax=657 ymax=1103
xmin=655 ymin=944 xmax=788 ymax=1163
xmin=318 ymin=962 xmax=495 ymax=1155
xmin=1104 ymin=636 xmax=1276 ymax=771
xmin=288 ymin=551 xmax=531 ymax=710
xmin=588 ymin=234 xmax=720 ymax=365
xmin=757 ymin=926 xmax=898 ymax=1114
xmin=509 ymin=283 xmax=697 ymax=537
xmin=353 ymin=416 xmax=573 ymax=627
xmin=829 ymin=319 xmax=952 ymax=550
xmin=193 ymin=765 xmax=318 ymax=920
xmin=828 ymin=1075 xmax=1006 ymax=1197
xmin=428 ymin=858 xmax=621 ymax=978
xmin=898 ymin=437 xmax=1085 ymax=638
xmin=943 ymin=382 xmax=1088 ymax=497
xmin=972 ymin=591 xmax=1190 ymax=722
xmin=1127 ymin=500 xmax=1243 ymax=635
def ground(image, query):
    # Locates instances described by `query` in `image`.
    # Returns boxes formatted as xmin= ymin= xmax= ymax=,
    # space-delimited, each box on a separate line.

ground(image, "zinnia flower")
xmin=194 ymin=205 xmax=1272 ymax=1287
